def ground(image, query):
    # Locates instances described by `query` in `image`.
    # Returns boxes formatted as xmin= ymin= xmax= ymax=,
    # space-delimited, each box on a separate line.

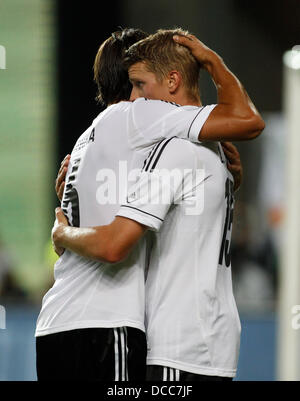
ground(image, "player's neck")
xmin=174 ymin=93 xmax=202 ymax=107
xmin=182 ymin=97 xmax=202 ymax=107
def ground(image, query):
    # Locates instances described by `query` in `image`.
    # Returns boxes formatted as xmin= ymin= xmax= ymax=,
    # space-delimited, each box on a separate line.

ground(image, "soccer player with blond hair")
xmin=38 ymin=28 xmax=264 ymax=381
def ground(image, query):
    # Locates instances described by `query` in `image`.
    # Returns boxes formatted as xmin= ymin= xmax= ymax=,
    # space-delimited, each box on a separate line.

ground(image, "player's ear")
xmin=167 ymin=70 xmax=181 ymax=94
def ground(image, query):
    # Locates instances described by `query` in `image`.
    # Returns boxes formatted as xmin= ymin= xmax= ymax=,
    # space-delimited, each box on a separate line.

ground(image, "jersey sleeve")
xmin=116 ymin=138 xmax=204 ymax=231
xmin=127 ymin=98 xmax=216 ymax=149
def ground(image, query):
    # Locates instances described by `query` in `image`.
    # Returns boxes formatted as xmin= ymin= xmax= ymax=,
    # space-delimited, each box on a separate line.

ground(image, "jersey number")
xmin=62 ymin=159 xmax=81 ymax=227
xmin=218 ymin=178 xmax=234 ymax=268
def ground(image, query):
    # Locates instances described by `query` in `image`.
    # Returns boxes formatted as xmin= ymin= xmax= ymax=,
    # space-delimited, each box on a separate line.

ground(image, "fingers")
xmin=221 ymin=141 xmax=238 ymax=155
xmin=173 ymin=33 xmax=195 ymax=43
xmin=221 ymin=141 xmax=235 ymax=149
xmin=55 ymin=207 xmax=64 ymax=221
xmin=173 ymin=34 xmax=199 ymax=49
xmin=223 ymin=143 xmax=242 ymax=191
xmin=224 ymin=151 xmax=239 ymax=165
xmin=55 ymin=206 xmax=63 ymax=217
xmin=55 ymin=207 xmax=69 ymax=227
xmin=62 ymin=154 xmax=71 ymax=163
xmin=222 ymin=143 xmax=240 ymax=164
xmin=57 ymin=181 xmax=65 ymax=201
xmin=173 ymin=34 xmax=214 ymax=67
xmin=55 ymin=155 xmax=70 ymax=201
xmin=54 ymin=245 xmax=65 ymax=257
xmin=55 ymin=166 xmax=67 ymax=190
xmin=58 ymin=155 xmax=70 ymax=175
xmin=55 ymin=169 xmax=67 ymax=201
xmin=227 ymin=163 xmax=241 ymax=173
xmin=228 ymin=166 xmax=242 ymax=191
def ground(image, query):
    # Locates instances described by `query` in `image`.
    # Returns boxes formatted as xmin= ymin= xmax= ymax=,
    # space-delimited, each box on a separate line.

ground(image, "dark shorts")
xmin=146 ymin=365 xmax=233 ymax=381
xmin=36 ymin=327 xmax=147 ymax=381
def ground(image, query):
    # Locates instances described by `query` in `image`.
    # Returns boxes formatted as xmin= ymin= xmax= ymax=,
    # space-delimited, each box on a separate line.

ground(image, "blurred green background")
xmin=0 ymin=0 xmax=57 ymax=298
xmin=0 ymin=0 xmax=299 ymax=382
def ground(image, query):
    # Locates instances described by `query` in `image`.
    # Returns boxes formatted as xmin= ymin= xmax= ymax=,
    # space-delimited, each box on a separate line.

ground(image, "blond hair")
xmin=124 ymin=28 xmax=201 ymax=103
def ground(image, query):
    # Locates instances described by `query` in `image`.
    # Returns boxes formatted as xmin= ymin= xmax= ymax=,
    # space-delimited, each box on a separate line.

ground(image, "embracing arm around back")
xmin=52 ymin=208 xmax=147 ymax=264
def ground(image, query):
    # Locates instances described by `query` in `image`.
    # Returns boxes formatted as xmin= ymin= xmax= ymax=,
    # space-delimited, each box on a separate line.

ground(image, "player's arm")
xmin=55 ymin=154 xmax=71 ymax=201
xmin=221 ymin=142 xmax=243 ymax=191
xmin=52 ymin=208 xmax=147 ymax=263
xmin=52 ymin=140 xmax=196 ymax=263
xmin=54 ymin=143 xmax=243 ymax=200
xmin=173 ymin=34 xmax=265 ymax=141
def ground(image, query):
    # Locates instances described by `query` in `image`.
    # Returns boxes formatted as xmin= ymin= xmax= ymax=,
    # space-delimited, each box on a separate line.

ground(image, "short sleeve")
xmin=116 ymin=171 xmax=170 ymax=231
xmin=187 ymin=104 xmax=217 ymax=142
xmin=116 ymin=138 xmax=203 ymax=231
xmin=127 ymin=98 xmax=217 ymax=149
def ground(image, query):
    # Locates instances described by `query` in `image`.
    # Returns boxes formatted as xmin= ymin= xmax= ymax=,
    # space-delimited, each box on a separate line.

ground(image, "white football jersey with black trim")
xmin=117 ymin=139 xmax=241 ymax=377
xmin=35 ymin=99 xmax=216 ymax=337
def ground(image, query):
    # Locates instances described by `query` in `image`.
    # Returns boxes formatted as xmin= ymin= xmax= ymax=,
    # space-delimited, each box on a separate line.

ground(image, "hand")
xmin=51 ymin=207 xmax=68 ymax=256
xmin=173 ymin=34 xmax=216 ymax=68
xmin=55 ymin=155 xmax=71 ymax=201
xmin=221 ymin=142 xmax=243 ymax=191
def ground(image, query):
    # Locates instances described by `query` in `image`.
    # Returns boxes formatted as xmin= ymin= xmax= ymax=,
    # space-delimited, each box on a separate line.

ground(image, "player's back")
xmin=36 ymin=98 xmax=218 ymax=338
xmin=63 ymin=103 xmax=134 ymax=227
xmin=144 ymin=139 xmax=241 ymax=378
xmin=36 ymin=102 xmax=146 ymax=336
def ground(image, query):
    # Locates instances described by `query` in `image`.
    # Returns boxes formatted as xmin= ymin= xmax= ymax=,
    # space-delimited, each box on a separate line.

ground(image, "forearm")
xmin=53 ymin=225 xmax=113 ymax=262
xmin=200 ymin=52 xmax=265 ymax=140
xmin=52 ymin=214 xmax=147 ymax=264
xmin=205 ymin=53 xmax=259 ymax=118
xmin=172 ymin=34 xmax=265 ymax=141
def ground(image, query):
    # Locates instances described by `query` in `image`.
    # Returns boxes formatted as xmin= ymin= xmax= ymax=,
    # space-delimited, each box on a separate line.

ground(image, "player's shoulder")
xmin=90 ymin=102 xmax=132 ymax=131
xmin=167 ymin=136 xmax=199 ymax=158
xmin=133 ymin=97 xmax=180 ymax=106
xmin=106 ymin=101 xmax=132 ymax=114
xmin=155 ymin=138 xmax=222 ymax=171
xmin=151 ymin=137 xmax=197 ymax=171
xmin=94 ymin=101 xmax=131 ymax=120
xmin=132 ymin=97 xmax=182 ymax=113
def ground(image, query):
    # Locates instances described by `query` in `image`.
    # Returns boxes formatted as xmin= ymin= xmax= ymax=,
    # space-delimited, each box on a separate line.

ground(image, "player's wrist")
xmin=202 ymin=51 xmax=223 ymax=72
xmin=52 ymin=223 xmax=65 ymax=249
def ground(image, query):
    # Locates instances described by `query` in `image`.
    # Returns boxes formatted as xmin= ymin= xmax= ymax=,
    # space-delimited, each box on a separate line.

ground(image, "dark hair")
xmin=93 ymin=28 xmax=148 ymax=106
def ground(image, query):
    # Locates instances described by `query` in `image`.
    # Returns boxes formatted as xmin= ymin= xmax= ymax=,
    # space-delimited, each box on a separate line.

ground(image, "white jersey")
xmin=117 ymin=139 xmax=241 ymax=377
xmin=35 ymin=98 xmax=216 ymax=337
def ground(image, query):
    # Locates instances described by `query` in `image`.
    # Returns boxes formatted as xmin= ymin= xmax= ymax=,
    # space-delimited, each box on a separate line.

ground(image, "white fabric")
xmin=35 ymin=98 xmax=216 ymax=337
xmin=117 ymin=139 xmax=241 ymax=377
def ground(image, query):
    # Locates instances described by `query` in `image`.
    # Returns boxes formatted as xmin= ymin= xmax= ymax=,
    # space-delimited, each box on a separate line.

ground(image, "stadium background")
xmin=0 ymin=0 xmax=299 ymax=381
